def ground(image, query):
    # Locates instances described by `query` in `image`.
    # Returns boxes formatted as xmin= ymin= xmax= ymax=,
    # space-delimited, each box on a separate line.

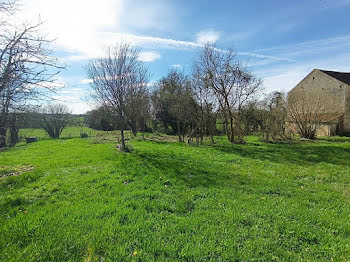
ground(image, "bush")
xmin=80 ymin=132 xmax=88 ymax=138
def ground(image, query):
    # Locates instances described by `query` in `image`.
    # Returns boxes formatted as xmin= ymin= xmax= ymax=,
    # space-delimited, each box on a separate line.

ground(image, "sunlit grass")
xmin=18 ymin=126 xmax=101 ymax=140
xmin=1 ymin=132 xmax=350 ymax=261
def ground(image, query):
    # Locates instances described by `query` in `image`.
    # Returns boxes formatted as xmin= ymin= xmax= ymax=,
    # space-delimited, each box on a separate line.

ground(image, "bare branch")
xmin=193 ymin=43 xmax=262 ymax=143
xmin=85 ymin=43 xmax=150 ymax=150
xmin=287 ymin=89 xmax=340 ymax=139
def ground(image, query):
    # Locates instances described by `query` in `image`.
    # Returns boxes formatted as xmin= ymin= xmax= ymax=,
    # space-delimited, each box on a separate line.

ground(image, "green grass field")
xmin=1 ymin=131 xmax=350 ymax=261
xmin=18 ymin=127 xmax=102 ymax=140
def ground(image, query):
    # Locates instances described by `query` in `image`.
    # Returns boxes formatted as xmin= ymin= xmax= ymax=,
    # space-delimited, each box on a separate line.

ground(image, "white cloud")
xmin=195 ymin=30 xmax=220 ymax=44
xmin=138 ymin=51 xmax=161 ymax=62
xmin=53 ymin=33 xmax=202 ymax=61
xmin=16 ymin=0 xmax=174 ymax=60
xmin=146 ymin=82 xmax=157 ymax=87
xmin=239 ymin=52 xmax=294 ymax=62
xmin=18 ymin=0 xmax=122 ymax=56
xmin=66 ymin=55 xmax=92 ymax=62
xmin=170 ymin=64 xmax=183 ymax=69
xmin=58 ymin=88 xmax=87 ymax=95
xmin=259 ymin=52 xmax=350 ymax=94
xmin=262 ymin=69 xmax=307 ymax=93
xmin=52 ymin=87 xmax=91 ymax=114
xmin=246 ymin=34 xmax=350 ymax=95
xmin=223 ymin=32 xmax=252 ymax=43
xmin=120 ymin=0 xmax=174 ymax=31
xmin=253 ymin=35 xmax=350 ymax=59
xmin=58 ymin=32 xmax=288 ymax=63
xmin=14 ymin=1 xmax=288 ymax=65
xmin=81 ymin=79 xmax=93 ymax=84
xmin=78 ymin=32 xmax=202 ymax=59
xmin=68 ymin=102 xmax=91 ymax=114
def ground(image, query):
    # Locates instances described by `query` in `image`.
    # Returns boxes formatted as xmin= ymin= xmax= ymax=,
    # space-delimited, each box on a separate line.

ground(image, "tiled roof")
xmin=320 ymin=70 xmax=350 ymax=85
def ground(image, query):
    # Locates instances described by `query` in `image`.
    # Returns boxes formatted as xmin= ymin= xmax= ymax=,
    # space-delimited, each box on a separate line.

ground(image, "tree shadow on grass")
xmin=136 ymin=153 xmax=220 ymax=188
xmin=135 ymin=141 xmax=251 ymax=188
xmin=212 ymin=142 xmax=350 ymax=166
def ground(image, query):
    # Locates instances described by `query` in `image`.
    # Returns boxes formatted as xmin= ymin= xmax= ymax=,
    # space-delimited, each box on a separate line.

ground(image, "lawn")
xmin=0 ymin=132 xmax=350 ymax=261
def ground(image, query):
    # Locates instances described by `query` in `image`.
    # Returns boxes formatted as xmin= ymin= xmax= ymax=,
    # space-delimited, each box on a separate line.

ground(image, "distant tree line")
xmin=84 ymin=43 xmax=294 ymax=150
xmin=81 ymin=41 xmax=348 ymax=144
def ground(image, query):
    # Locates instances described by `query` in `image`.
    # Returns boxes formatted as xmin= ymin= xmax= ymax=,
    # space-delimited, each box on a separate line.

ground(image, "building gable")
xmin=288 ymin=68 xmax=350 ymax=135
xmin=290 ymin=69 xmax=347 ymax=102
xmin=320 ymin=70 xmax=350 ymax=85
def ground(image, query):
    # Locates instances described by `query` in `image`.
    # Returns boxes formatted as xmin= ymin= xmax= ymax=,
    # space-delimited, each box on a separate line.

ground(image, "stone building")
xmin=288 ymin=69 xmax=350 ymax=136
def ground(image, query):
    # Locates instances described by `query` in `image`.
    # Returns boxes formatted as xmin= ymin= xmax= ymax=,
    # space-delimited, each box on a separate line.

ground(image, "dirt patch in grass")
xmin=0 ymin=165 xmax=34 ymax=178
xmin=145 ymin=133 xmax=179 ymax=142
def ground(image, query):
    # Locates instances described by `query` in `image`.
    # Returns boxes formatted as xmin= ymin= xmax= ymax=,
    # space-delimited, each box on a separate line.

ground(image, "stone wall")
xmin=316 ymin=124 xmax=337 ymax=137
xmin=344 ymin=85 xmax=350 ymax=134
xmin=289 ymin=69 xmax=347 ymax=114
xmin=289 ymin=69 xmax=350 ymax=135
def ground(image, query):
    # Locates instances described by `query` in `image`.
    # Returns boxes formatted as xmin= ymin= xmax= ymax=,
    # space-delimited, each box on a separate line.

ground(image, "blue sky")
xmin=17 ymin=0 xmax=350 ymax=113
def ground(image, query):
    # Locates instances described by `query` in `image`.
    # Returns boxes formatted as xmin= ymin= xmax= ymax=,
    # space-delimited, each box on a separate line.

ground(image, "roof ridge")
xmin=319 ymin=69 xmax=350 ymax=74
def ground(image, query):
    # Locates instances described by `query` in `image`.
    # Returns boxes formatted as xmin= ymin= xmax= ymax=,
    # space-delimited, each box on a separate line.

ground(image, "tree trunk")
xmin=177 ymin=121 xmax=182 ymax=142
xmin=222 ymin=120 xmax=227 ymax=135
xmin=9 ymin=116 xmax=18 ymax=146
xmin=228 ymin=117 xmax=235 ymax=143
xmin=235 ymin=121 xmax=244 ymax=144
xmin=210 ymin=135 xmax=214 ymax=144
xmin=120 ymin=128 xmax=126 ymax=150
xmin=0 ymin=127 xmax=6 ymax=148
xmin=10 ymin=128 xmax=18 ymax=146
xmin=130 ymin=121 xmax=137 ymax=137
xmin=0 ymin=111 xmax=8 ymax=148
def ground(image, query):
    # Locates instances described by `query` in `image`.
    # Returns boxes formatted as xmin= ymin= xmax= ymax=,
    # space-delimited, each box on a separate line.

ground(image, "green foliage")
xmin=152 ymin=70 xmax=194 ymax=138
xmin=85 ymin=107 xmax=115 ymax=131
xmin=0 ymin=133 xmax=350 ymax=261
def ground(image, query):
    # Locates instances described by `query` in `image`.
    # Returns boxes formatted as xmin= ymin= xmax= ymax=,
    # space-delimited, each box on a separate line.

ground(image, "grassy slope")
xmin=0 ymin=134 xmax=350 ymax=261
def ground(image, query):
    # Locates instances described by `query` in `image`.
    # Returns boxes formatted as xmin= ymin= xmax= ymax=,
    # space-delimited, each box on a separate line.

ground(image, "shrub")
xmin=80 ymin=132 xmax=88 ymax=138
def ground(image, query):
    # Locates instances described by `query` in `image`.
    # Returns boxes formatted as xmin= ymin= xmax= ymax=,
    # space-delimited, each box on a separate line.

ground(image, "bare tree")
xmin=260 ymin=91 xmax=290 ymax=141
xmin=167 ymin=72 xmax=193 ymax=142
xmin=0 ymin=1 xmax=64 ymax=147
xmin=0 ymin=0 xmax=16 ymax=19
xmin=193 ymin=43 xmax=262 ymax=144
xmin=125 ymin=82 xmax=151 ymax=137
xmin=85 ymin=43 xmax=149 ymax=151
xmin=189 ymin=75 xmax=217 ymax=144
xmin=288 ymin=89 xmax=340 ymax=139
xmin=35 ymin=104 xmax=70 ymax=139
